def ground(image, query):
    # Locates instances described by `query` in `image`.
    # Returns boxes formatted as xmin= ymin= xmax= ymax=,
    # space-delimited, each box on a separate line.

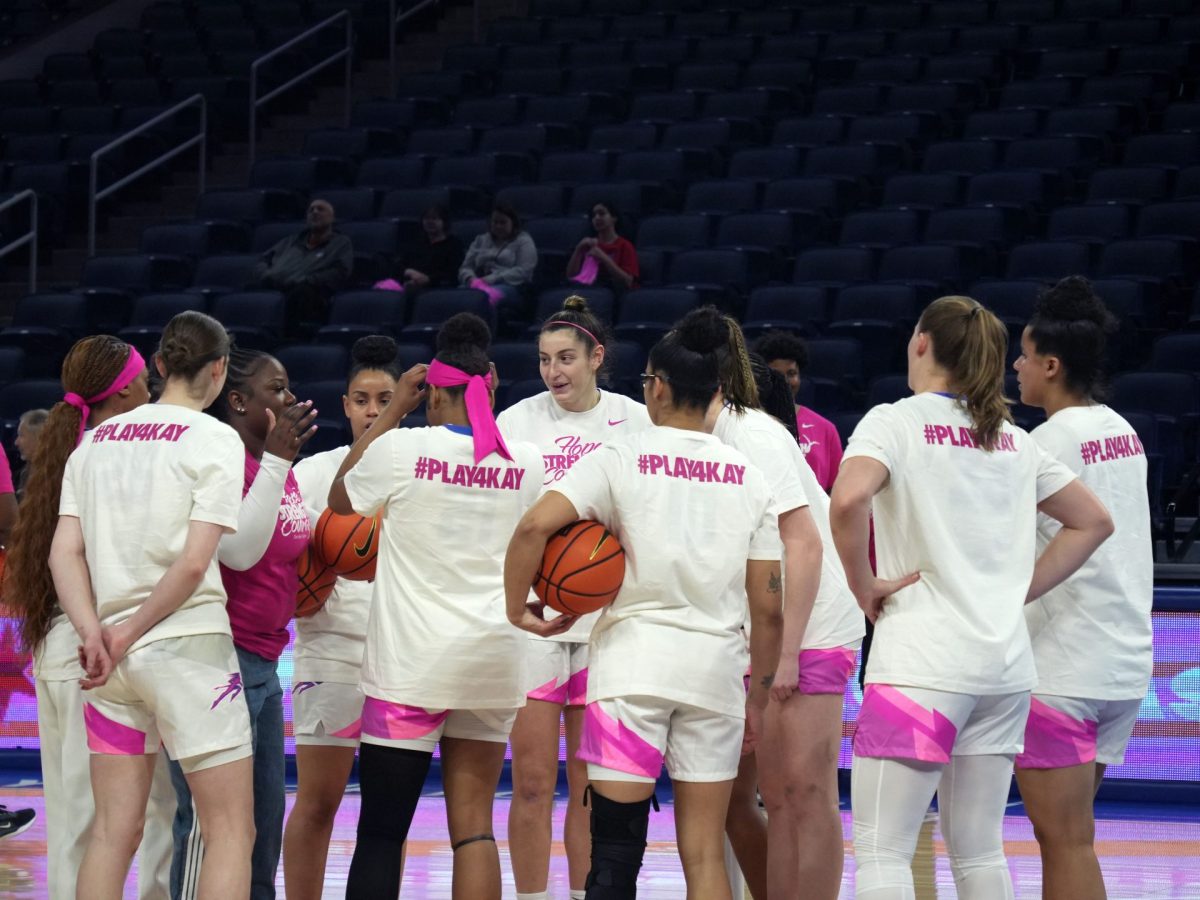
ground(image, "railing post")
xmin=248 ymin=11 xmax=354 ymax=162
xmin=88 ymin=95 xmax=208 ymax=257
xmin=0 ymin=191 xmax=41 ymax=296
xmin=29 ymin=193 xmax=37 ymax=294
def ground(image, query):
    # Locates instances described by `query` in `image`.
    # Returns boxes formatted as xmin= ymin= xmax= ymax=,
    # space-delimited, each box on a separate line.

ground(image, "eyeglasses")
xmin=639 ymin=373 xmax=665 ymax=387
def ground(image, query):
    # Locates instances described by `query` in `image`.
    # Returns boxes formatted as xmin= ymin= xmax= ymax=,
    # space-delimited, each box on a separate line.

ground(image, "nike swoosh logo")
xmin=608 ymin=419 xmax=627 ymax=426
xmin=354 ymin=519 xmax=378 ymax=557
xmin=800 ymin=423 xmax=815 ymax=428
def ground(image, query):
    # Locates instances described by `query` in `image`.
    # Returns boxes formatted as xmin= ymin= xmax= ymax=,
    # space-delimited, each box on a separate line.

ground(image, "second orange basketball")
xmin=314 ymin=508 xmax=382 ymax=581
xmin=534 ymin=520 xmax=625 ymax=617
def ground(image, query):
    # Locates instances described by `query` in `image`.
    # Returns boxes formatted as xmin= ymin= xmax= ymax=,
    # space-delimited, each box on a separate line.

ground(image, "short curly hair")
xmin=753 ymin=330 xmax=809 ymax=372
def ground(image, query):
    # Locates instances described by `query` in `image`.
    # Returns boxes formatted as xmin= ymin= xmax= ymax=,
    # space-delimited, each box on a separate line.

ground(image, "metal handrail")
xmin=250 ymin=10 xmax=353 ymax=162
xmin=389 ymin=0 xmax=443 ymax=99
xmin=0 ymin=190 xmax=38 ymax=294
xmin=88 ymin=93 xmax=207 ymax=256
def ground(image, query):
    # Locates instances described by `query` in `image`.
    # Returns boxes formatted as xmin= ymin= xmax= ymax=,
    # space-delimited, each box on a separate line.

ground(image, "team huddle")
xmin=5 ymin=275 xmax=1151 ymax=900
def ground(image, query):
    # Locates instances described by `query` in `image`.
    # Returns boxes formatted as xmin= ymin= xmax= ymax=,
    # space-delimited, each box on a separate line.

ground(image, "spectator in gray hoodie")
xmin=458 ymin=203 xmax=537 ymax=326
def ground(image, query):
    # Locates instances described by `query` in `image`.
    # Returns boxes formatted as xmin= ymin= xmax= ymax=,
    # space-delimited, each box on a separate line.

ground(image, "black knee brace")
xmin=584 ymin=786 xmax=659 ymax=900
xmin=347 ymin=744 xmax=432 ymax=900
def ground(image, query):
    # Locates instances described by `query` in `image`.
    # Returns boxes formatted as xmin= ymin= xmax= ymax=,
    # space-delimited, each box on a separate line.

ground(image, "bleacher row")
xmin=2 ymin=0 xmax=1199 ymax=512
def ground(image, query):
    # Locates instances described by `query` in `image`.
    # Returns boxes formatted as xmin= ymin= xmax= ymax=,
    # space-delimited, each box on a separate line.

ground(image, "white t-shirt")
xmin=59 ymin=405 xmax=244 ymax=654
xmin=292 ymin=446 xmax=372 ymax=683
xmin=554 ymin=426 xmax=778 ymax=718
xmin=343 ymin=425 xmax=544 ymax=709
xmin=1025 ymin=405 xmax=1153 ymax=700
xmin=713 ymin=407 xmax=864 ymax=650
xmin=844 ymin=393 xmax=1076 ymax=695
xmin=497 ymin=388 xmax=652 ymax=643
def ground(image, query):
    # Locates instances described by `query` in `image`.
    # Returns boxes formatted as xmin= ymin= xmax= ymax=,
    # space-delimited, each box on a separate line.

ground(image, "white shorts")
xmin=292 ymin=680 xmax=364 ymax=748
xmin=1015 ymin=693 xmax=1142 ymax=769
xmin=854 ymin=684 xmax=1031 ymax=763
xmin=525 ymin=637 xmax=588 ymax=706
xmin=84 ymin=634 xmax=252 ymax=774
xmin=360 ymin=696 xmax=520 ymax=752
xmin=578 ymin=695 xmax=745 ymax=784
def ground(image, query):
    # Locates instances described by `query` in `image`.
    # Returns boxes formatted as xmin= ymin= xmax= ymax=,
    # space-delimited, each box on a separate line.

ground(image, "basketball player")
xmin=284 ymin=336 xmax=402 ymax=899
xmin=505 ymin=306 xmax=783 ymax=900
xmin=330 ymin=313 xmax=550 ymax=900
xmin=1013 ymin=277 xmax=1153 ymax=900
xmin=47 ymin=311 xmax=255 ymax=900
xmin=497 ymin=295 xmax=651 ymax=900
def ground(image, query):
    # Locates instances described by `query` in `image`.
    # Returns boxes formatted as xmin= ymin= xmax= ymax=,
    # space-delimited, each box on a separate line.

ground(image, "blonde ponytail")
xmin=919 ymin=296 xmax=1012 ymax=451
xmin=718 ymin=315 xmax=760 ymax=413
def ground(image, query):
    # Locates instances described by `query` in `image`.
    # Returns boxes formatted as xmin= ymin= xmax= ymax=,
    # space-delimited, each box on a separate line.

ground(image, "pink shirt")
xmin=795 ymin=405 xmax=843 ymax=493
xmin=222 ymin=451 xmax=310 ymax=660
xmin=0 ymin=444 xmax=13 ymax=494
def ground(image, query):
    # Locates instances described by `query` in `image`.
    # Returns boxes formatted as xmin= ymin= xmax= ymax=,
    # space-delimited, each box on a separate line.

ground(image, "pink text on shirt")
xmin=413 ymin=456 xmax=526 ymax=490
xmin=91 ymin=422 xmax=190 ymax=443
xmin=543 ymin=434 xmax=603 ymax=483
xmin=637 ymin=454 xmax=746 ymax=484
xmin=1080 ymin=433 xmax=1144 ymax=466
xmin=921 ymin=424 xmax=1017 ymax=453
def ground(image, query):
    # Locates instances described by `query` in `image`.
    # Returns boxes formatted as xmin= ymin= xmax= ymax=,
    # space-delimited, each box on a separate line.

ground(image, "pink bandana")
xmin=63 ymin=346 xmax=146 ymax=446
xmin=425 ymin=359 xmax=511 ymax=463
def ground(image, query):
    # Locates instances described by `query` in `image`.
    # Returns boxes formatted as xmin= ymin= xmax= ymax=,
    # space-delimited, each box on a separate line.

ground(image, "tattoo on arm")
xmin=760 ymin=673 xmax=775 ymax=689
xmin=767 ymin=571 xmax=782 ymax=593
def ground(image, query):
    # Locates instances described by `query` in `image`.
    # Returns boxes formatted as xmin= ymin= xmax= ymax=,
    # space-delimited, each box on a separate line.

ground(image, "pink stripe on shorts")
xmin=797 ymin=646 xmax=858 ymax=694
xmin=566 ymin=667 xmax=588 ymax=707
xmin=84 ymin=703 xmax=151 ymax=755
xmin=577 ymin=702 xmax=663 ymax=780
xmin=1015 ymin=697 xmax=1098 ymax=769
xmin=854 ymin=685 xmax=958 ymax=763
xmin=361 ymin=698 xmax=449 ymax=743
xmin=528 ymin=676 xmax=569 ymax=705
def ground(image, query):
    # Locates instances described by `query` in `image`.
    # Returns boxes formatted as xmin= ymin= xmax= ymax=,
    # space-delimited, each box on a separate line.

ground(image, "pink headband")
xmin=63 ymin=346 xmax=146 ymax=446
xmin=425 ymin=359 xmax=512 ymax=463
xmin=546 ymin=320 xmax=600 ymax=347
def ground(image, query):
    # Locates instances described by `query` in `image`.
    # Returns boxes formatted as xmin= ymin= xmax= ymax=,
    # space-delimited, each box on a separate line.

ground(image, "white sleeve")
xmin=748 ymin=477 xmax=781 ymax=561
xmin=1032 ymin=439 xmax=1078 ymax=503
xmin=217 ymin=453 xmax=290 ymax=571
xmin=843 ymin=403 xmax=898 ymax=474
xmin=343 ymin=433 xmax=401 ymax=517
xmin=59 ymin=450 xmax=80 ymax=517
xmin=552 ymin=445 xmax=620 ymax=524
xmin=188 ymin=431 xmax=244 ymax=532
xmin=1031 ymin=420 xmax=1082 ymax=475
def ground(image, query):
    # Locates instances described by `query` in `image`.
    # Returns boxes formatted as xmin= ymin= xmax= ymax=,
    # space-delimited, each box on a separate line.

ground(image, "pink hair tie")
xmin=546 ymin=320 xmax=600 ymax=347
xmin=425 ymin=359 xmax=512 ymax=463
xmin=63 ymin=346 xmax=147 ymax=446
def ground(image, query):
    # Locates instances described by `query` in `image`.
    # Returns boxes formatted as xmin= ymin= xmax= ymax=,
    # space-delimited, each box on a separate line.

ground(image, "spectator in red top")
xmin=756 ymin=330 xmax=843 ymax=493
xmin=566 ymin=201 xmax=639 ymax=292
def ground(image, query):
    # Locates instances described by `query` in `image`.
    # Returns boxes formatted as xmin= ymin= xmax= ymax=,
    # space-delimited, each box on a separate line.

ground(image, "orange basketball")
xmin=295 ymin=543 xmax=337 ymax=618
xmin=534 ymin=520 xmax=625 ymax=616
xmin=314 ymin=508 xmax=381 ymax=581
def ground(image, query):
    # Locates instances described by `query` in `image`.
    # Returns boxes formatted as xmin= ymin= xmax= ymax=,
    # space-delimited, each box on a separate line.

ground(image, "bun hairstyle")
xmin=348 ymin=335 xmax=402 ymax=389
xmin=749 ymin=352 xmax=800 ymax=440
xmin=7 ymin=335 xmax=140 ymax=652
xmin=541 ymin=294 xmax=613 ymax=381
xmin=435 ymin=312 xmax=492 ymax=398
xmin=754 ymin=330 xmax=809 ymax=373
xmin=1028 ymin=276 xmax=1117 ymax=400
xmin=918 ymin=295 xmax=1012 ymax=451
xmin=648 ymin=306 xmax=759 ymax=412
xmin=207 ymin=347 xmax=271 ymax=423
xmin=158 ymin=311 xmax=231 ymax=381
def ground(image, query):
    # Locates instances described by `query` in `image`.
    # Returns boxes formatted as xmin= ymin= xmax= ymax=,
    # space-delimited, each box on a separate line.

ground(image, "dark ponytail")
xmin=1027 ymin=276 xmax=1117 ymax=400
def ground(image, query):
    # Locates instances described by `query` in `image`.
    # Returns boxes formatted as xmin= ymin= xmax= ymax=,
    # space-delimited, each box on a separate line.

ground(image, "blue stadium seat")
xmin=317 ymin=291 xmax=408 ymax=346
xmin=741 ymin=286 xmax=828 ymax=338
xmin=210 ymin=291 xmax=286 ymax=349
xmin=1005 ymin=241 xmax=1092 ymax=282
xmin=613 ymin=288 xmax=700 ymax=351
xmin=637 ymin=215 xmax=711 ymax=253
xmin=401 ymin=289 xmax=493 ymax=339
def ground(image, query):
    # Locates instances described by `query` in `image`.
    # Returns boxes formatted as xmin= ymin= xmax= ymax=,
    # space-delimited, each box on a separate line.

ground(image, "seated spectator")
xmin=14 ymin=408 xmax=47 ymax=497
xmin=756 ymin=329 xmax=843 ymax=492
xmin=377 ymin=205 xmax=463 ymax=294
xmin=566 ymin=200 xmax=639 ymax=292
xmin=250 ymin=197 xmax=353 ymax=334
xmin=458 ymin=202 xmax=537 ymax=312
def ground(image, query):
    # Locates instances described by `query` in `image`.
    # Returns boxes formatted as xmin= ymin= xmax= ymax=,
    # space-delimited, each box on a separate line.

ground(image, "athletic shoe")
xmin=0 ymin=806 xmax=35 ymax=839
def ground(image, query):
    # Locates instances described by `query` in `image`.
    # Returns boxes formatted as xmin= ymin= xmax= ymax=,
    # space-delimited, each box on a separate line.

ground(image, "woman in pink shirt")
xmin=756 ymin=330 xmax=843 ymax=493
xmin=168 ymin=348 xmax=318 ymax=900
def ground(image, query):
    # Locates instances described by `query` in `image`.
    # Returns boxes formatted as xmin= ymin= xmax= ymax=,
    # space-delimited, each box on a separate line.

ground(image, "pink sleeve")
xmin=0 ymin=445 xmax=13 ymax=495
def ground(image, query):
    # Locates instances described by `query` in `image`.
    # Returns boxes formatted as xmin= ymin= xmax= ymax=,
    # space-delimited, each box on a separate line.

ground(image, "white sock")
xmin=570 ymin=892 xmax=587 ymax=900
xmin=516 ymin=893 xmax=550 ymax=900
